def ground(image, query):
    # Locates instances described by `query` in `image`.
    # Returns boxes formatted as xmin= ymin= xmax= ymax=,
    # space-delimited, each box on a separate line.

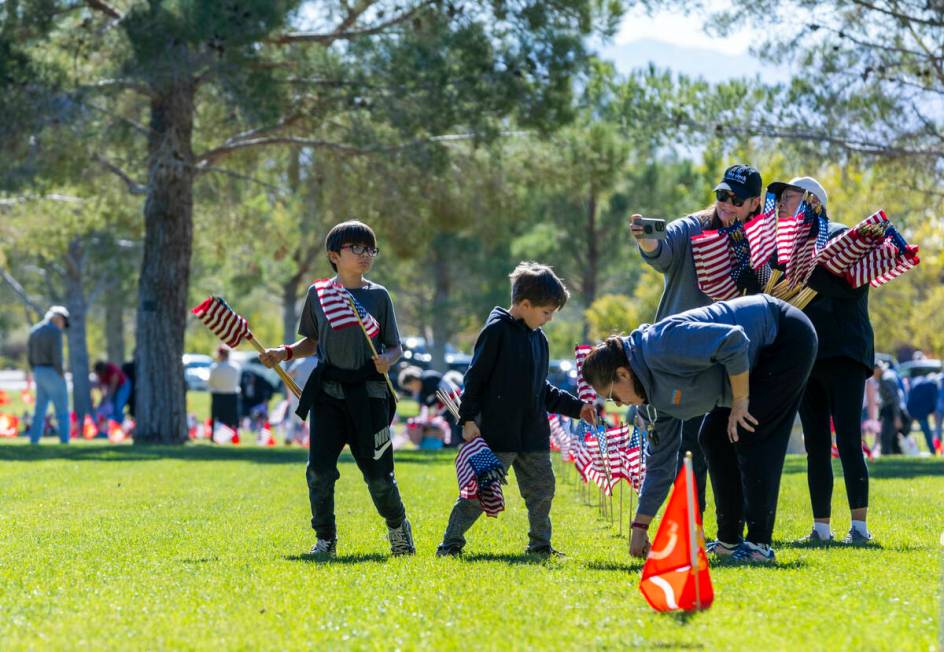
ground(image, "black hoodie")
xmin=458 ymin=307 xmax=584 ymax=452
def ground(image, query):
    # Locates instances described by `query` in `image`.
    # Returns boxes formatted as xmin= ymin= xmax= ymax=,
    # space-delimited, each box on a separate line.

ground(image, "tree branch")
xmin=84 ymin=0 xmax=122 ymax=20
xmin=849 ymin=0 xmax=944 ymax=28
xmin=93 ymin=155 xmax=148 ymax=195
xmin=273 ymin=1 xmax=432 ymax=45
xmin=0 ymin=268 xmax=44 ymax=320
xmin=195 ymin=165 xmax=288 ymax=194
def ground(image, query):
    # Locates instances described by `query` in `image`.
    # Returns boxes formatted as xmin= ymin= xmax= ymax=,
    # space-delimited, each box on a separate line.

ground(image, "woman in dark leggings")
xmin=769 ymin=177 xmax=874 ymax=545
xmin=581 ymin=295 xmax=817 ymax=563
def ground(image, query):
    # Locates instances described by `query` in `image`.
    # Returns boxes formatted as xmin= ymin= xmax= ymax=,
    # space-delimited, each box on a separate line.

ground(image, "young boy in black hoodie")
xmin=436 ymin=262 xmax=594 ymax=557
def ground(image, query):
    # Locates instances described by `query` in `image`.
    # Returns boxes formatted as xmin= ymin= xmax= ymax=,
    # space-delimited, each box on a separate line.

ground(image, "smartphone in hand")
xmin=633 ymin=216 xmax=668 ymax=240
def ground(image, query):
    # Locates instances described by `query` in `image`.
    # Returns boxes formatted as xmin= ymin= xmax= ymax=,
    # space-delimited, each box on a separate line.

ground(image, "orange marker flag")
xmin=0 ymin=389 xmax=9 ymax=405
xmin=639 ymin=452 xmax=713 ymax=612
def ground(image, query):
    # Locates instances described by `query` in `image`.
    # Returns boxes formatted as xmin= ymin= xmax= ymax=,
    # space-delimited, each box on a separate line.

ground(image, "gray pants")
xmin=440 ymin=451 xmax=555 ymax=551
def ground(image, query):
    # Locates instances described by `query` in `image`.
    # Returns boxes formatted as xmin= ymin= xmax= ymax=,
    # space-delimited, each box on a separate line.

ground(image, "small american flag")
xmin=816 ymin=210 xmax=888 ymax=275
xmin=314 ymin=278 xmax=381 ymax=338
xmin=548 ymin=414 xmax=566 ymax=453
xmin=456 ymin=437 xmax=506 ymax=517
xmin=191 ymin=297 xmax=252 ymax=348
xmin=690 ymin=230 xmax=739 ymax=301
xmin=625 ymin=408 xmax=646 ymax=494
xmin=574 ymin=345 xmax=598 ymax=403
xmin=605 ymin=423 xmax=630 ymax=484
xmin=743 ymin=192 xmax=778 ymax=269
xmin=782 ymin=201 xmax=821 ymax=286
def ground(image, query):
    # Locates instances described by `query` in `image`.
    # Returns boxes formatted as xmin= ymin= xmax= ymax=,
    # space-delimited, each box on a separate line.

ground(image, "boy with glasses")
xmin=260 ymin=220 xmax=413 ymax=558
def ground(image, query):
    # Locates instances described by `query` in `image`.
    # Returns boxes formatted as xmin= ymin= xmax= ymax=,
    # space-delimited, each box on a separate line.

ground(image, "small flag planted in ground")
xmin=640 ymin=457 xmax=712 ymax=612
xmin=0 ymin=390 xmax=8 ymax=406
xmin=20 ymin=389 xmax=34 ymax=406
xmin=259 ymin=421 xmax=276 ymax=447
xmin=314 ymin=278 xmax=380 ymax=338
xmin=212 ymin=421 xmax=238 ymax=445
xmin=574 ymin=345 xmax=598 ymax=403
xmin=0 ymin=414 xmax=18 ymax=437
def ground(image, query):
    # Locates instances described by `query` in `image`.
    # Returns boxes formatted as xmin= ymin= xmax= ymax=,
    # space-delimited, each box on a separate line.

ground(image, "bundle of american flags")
xmin=574 ymin=345 xmax=598 ymax=403
xmin=314 ymin=278 xmax=380 ymax=338
xmin=761 ymin=204 xmax=920 ymax=309
xmin=455 ymin=436 xmax=507 ymax=517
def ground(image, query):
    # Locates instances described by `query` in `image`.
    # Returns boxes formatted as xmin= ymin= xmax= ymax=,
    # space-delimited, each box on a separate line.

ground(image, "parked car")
xmin=548 ymin=359 xmax=579 ymax=395
xmin=393 ymin=336 xmax=473 ymax=387
xmin=182 ymin=353 xmax=213 ymax=391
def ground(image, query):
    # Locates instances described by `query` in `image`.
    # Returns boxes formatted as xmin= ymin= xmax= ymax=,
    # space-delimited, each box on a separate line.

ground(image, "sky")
xmin=594 ymin=5 xmax=792 ymax=83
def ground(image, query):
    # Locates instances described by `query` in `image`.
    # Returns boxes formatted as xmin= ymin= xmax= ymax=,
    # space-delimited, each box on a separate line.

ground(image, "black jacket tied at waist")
xmin=295 ymin=361 xmax=395 ymax=438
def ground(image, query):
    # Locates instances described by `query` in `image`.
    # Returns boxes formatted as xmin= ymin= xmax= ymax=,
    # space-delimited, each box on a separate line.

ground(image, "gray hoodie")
xmin=639 ymin=215 xmax=714 ymax=321
xmin=627 ymin=295 xmax=784 ymax=515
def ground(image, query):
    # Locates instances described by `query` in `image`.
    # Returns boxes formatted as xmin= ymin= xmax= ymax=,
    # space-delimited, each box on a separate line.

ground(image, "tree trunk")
xmin=429 ymin=243 xmax=451 ymax=372
xmin=281 ymin=275 xmax=301 ymax=344
xmin=104 ymin=278 xmax=126 ymax=363
xmin=134 ymin=78 xmax=195 ymax=445
xmin=63 ymin=238 xmax=93 ymax=424
xmin=582 ymin=190 xmax=599 ymax=342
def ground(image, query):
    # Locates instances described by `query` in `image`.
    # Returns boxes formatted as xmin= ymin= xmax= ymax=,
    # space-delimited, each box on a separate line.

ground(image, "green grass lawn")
xmin=0 ymin=440 xmax=940 ymax=650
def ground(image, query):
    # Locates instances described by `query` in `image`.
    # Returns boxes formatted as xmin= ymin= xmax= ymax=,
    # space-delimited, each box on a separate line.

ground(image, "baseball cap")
xmin=714 ymin=164 xmax=763 ymax=199
xmin=45 ymin=305 xmax=70 ymax=328
xmin=767 ymin=176 xmax=828 ymax=208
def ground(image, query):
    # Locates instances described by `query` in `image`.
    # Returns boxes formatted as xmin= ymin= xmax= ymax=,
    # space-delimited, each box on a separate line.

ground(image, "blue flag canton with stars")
xmin=719 ymin=221 xmax=751 ymax=282
xmin=763 ymin=191 xmax=777 ymax=216
xmin=468 ymin=448 xmax=506 ymax=487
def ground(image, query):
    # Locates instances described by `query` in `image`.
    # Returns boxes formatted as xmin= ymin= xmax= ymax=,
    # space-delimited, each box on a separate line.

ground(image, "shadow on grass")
xmin=711 ymin=558 xmax=808 ymax=570
xmin=284 ymin=553 xmax=389 ymax=565
xmin=180 ymin=556 xmax=220 ymax=564
xmin=583 ymin=559 xmax=645 ymax=573
xmin=775 ymin=539 xmax=921 ymax=552
xmin=781 ymin=455 xmax=943 ymax=479
xmin=0 ymin=442 xmax=453 ymax=467
xmin=460 ymin=552 xmax=547 ymax=565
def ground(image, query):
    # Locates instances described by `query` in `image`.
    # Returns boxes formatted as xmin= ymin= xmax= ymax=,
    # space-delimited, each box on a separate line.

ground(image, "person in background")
xmin=398 ymin=365 xmax=462 ymax=447
xmin=27 ymin=306 xmax=71 ymax=444
xmin=906 ymin=371 xmax=941 ymax=454
xmin=874 ymin=362 xmax=904 ymax=455
xmin=208 ymin=346 xmax=241 ymax=434
xmin=94 ymin=360 xmax=132 ymax=424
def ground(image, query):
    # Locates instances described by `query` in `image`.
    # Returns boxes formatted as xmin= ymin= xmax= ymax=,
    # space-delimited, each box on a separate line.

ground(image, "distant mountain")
xmin=594 ymin=38 xmax=792 ymax=83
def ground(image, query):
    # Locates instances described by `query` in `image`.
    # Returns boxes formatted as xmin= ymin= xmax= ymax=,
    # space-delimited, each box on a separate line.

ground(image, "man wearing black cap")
xmin=27 ymin=306 xmax=72 ymax=444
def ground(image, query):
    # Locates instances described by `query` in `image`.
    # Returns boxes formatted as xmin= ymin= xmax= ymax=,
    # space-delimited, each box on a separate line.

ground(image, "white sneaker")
xmin=705 ymin=539 xmax=739 ymax=557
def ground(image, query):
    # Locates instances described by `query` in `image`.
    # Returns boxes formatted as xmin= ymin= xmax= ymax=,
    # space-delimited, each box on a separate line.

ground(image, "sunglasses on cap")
xmin=715 ymin=189 xmax=747 ymax=207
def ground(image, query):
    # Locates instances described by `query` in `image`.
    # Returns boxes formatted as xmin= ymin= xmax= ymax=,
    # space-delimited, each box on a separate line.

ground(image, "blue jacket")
xmin=623 ymin=295 xmax=783 ymax=421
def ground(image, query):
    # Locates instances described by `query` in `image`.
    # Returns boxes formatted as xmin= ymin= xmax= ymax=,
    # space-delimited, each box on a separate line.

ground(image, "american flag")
xmin=743 ymin=192 xmax=778 ymax=269
xmin=624 ymin=407 xmax=646 ymax=494
xmin=604 ymin=423 xmax=630 ymax=484
xmin=718 ymin=221 xmax=751 ymax=284
xmin=456 ymin=437 xmax=507 ymax=517
xmin=572 ymin=423 xmax=593 ymax=483
xmin=690 ymin=230 xmax=739 ymax=301
xmin=816 ymin=210 xmax=888 ymax=275
xmin=548 ymin=414 xmax=567 ymax=453
xmin=845 ymin=239 xmax=920 ymax=288
xmin=314 ymin=278 xmax=381 ymax=338
xmin=783 ymin=201 xmax=821 ymax=286
xmin=574 ymin=345 xmax=598 ymax=403
xmin=191 ymin=297 xmax=251 ymax=348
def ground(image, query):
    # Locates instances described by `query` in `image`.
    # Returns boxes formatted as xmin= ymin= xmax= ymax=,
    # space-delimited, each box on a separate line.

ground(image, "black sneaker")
xmin=435 ymin=544 xmax=463 ymax=558
xmin=388 ymin=519 xmax=416 ymax=556
xmin=308 ymin=538 xmax=337 ymax=558
xmin=525 ymin=545 xmax=566 ymax=558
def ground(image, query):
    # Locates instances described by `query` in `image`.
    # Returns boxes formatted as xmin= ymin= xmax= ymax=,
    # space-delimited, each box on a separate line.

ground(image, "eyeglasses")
xmin=715 ymin=189 xmax=747 ymax=207
xmin=341 ymin=244 xmax=380 ymax=257
xmin=606 ymin=382 xmax=615 ymax=403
